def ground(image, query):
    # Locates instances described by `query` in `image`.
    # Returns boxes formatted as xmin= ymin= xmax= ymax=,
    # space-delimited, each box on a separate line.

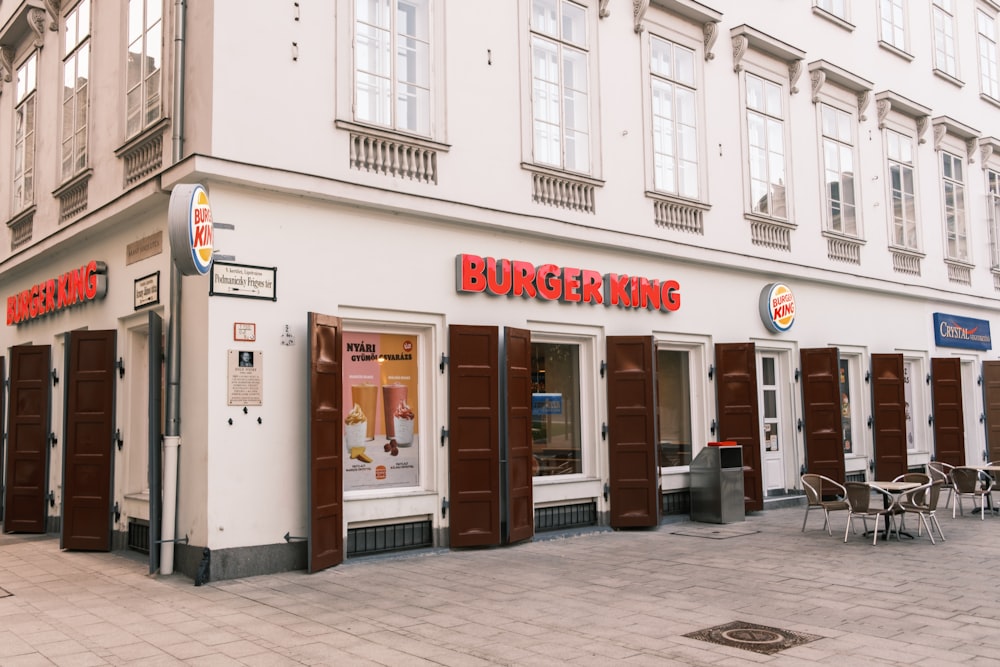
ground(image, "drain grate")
xmin=684 ymin=621 xmax=821 ymax=655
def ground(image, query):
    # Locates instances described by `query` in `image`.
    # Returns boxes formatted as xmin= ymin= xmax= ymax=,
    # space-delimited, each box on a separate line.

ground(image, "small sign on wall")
xmin=211 ymin=262 xmax=277 ymax=300
xmin=228 ymin=349 xmax=263 ymax=406
xmin=134 ymin=272 xmax=160 ymax=310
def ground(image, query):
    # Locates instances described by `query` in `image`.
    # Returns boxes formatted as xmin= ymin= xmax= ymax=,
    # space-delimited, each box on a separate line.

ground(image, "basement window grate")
xmin=347 ymin=520 xmax=432 ymax=557
xmin=535 ymin=501 xmax=597 ymax=532
xmin=662 ymin=490 xmax=691 ymax=516
xmin=128 ymin=518 xmax=150 ymax=554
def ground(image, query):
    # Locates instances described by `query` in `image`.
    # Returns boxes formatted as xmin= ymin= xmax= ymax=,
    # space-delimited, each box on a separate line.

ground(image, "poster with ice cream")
xmin=342 ymin=332 xmax=419 ymax=490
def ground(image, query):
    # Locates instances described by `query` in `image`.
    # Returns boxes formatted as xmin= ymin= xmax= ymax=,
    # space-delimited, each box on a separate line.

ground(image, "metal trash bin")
xmin=689 ymin=443 xmax=745 ymax=523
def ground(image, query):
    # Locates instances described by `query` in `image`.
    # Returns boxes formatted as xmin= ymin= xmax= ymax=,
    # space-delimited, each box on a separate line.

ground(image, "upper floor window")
xmin=977 ymin=8 xmax=1000 ymax=100
xmin=355 ymin=0 xmax=430 ymax=136
xmin=941 ymin=151 xmax=969 ymax=262
xmin=815 ymin=0 xmax=848 ymax=20
xmin=932 ymin=0 xmax=959 ymax=79
xmin=886 ymin=129 xmax=918 ymax=250
xmin=530 ymin=0 xmax=591 ymax=174
xmin=745 ymin=73 xmax=787 ymax=219
xmin=879 ymin=0 xmax=907 ymax=51
xmin=820 ymin=103 xmax=858 ymax=236
xmin=988 ymin=168 xmax=1000 ymax=269
xmin=126 ymin=0 xmax=163 ymax=138
xmin=63 ymin=0 xmax=91 ymax=180
xmin=14 ymin=52 xmax=38 ymax=213
xmin=650 ymin=35 xmax=698 ymax=200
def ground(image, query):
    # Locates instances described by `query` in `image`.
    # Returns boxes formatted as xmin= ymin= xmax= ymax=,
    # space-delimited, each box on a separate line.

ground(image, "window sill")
xmin=335 ymin=120 xmax=450 ymax=153
xmin=811 ymin=7 xmax=854 ymax=31
xmin=980 ymin=93 xmax=1000 ymax=110
xmin=877 ymin=40 xmax=914 ymax=62
xmin=932 ymin=68 xmax=964 ymax=89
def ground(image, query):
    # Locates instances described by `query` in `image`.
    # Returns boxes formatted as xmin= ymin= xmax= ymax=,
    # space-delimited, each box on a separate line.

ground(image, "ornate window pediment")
xmin=730 ymin=24 xmax=805 ymax=93
xmin=874 ymin=90 xmax=931 ymax=142
xmin=808 ymin=60 xmax=873 ymax=120
xmin=635 ymin=1 xmax=723 ymax=61
xmin=932 ymin=115 xmax=980 ymax=163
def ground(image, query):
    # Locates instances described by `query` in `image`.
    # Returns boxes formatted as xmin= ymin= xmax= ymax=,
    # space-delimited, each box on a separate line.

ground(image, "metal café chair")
xmin=894 ymin=480 xmax=946 ymax=544
xmin=951 ymin=467 xmax=996 ymax=520
xmin=844 ymin=482 xmax=899 ymax=546
xmin=801 ymin=474 xmax=849 ymax=536
xmin=927 ymin=461 xmax=955 ymax=509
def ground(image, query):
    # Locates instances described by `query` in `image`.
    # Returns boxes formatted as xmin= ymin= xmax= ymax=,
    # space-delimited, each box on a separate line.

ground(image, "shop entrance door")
xmin=930 ymin=357 xmax=965 ymax=467
xmin=4 ymin=345 xmax=51 ymax=533
xmin=306 ymin=312 xmax=343 ymax=573
xmin=606 ymin=336 xmax=660 ymax=528
xmin=61 ymin=330 xmax=117 ymax=551
xmin=870 ymin=353 xmax=907 ymax=480
xmin=983 ymin=361 xmax=1000 ymax=462
xmin=757 ymin=352 xmax=790 ymax=494
xmin=800 ymin=348 xmax=845 ymax=483
xmin=714 ymin=343 xmax=763 ymax=513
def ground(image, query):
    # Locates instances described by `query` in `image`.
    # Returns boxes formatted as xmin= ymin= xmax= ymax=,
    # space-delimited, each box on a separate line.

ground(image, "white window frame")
xmin=987 ymin=166 xmax=1000 ymax=270
xmin=885 ymin=128 xmax=920 ymax=251
xmin=741 ymin=69 xmax=791 ymax=222
xmin=62 ymin=0 xmax=91 ymax=181
xmin=931 ymin=0 xmax=960 ymax=81
xmin=901 ymin=355 xmax=930 ymax=455
xmin=13 ymin=51 xmax=38 ymax=214
xmin=878 ymin=0 xmax=908 ymax=53
xmin=940 ymin=149 xmax=970 ymax=263
xmin=125 ymin=0 xmax=163 ymax=139
xmin=654 ymin=334 xmax=709 ymax=483
xmin=977 ymin=6 xmax=1000 ymax=101
xmin=819 ymin=102 xmax=860 ymax=237
xmin=814 ymin=0 xmax=849 ymax=21
xmin=836 ymin=350 xmax=867 ymax=467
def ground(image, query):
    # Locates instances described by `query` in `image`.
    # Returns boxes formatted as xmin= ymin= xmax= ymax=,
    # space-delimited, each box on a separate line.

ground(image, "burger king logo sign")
xmin=759 ymin=283 xmax=796 ymax=333
xmin=168 ymin=184 xmax=214 ymax=276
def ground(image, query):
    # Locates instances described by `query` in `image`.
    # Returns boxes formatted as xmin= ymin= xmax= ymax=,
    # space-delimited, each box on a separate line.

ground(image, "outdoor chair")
xmin=893 ymin=472 xmax=931 ymax=485
xmin=844 ymin=482 xmax=899 ymax=546
xmin=927 ymin=461 xmax=955 ymax=509
xmin=801 ymin=474 xmax=850 ymax=536
xmin=951 ymin=467 xmax=995 ymax=520
xmin=895 ymin=480 xmax=946 ymax=544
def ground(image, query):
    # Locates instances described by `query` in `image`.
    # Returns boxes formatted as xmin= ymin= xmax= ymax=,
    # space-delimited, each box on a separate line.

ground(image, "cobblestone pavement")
xmin=2 ymin=502 xmax=1000 ymax=666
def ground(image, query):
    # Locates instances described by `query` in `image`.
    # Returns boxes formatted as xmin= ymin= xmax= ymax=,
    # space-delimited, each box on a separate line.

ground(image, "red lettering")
xmin=536 ymin=264 xmax=561 ymax=300
xmin=84 ymin=261 xmax=98 ymax=299
xmin=581 ymin=270 xmax=603 ymax=304
xmin=661 ymin=281 xmax=681 ymax=311
xmin=458 ymin=254 xmax=486 ymax=293
xmin=58 ymin=273 xmax=69 ymax=308
xmin=486 ymin=257 xmax=512 ymax=296
xmin=19 ymin=291 xmax=29 ymax=322
xmin=28 ymin=285 xmax=39 ymax=318
xmin=639 ymin=278 xmax=660 ymax=310
xmin=562 ymin=267 xmax=581 ymax=302
xmin=193 ymin=223 xmax=211 ymax=248
xmin=45 ymin=280 xmax=55 ymax=314
xmin=511 ymin=261 xmax=536 ymax=298
xmin=7 ymin=296 xmax=15 ymax=325
xmin=605 ymin=273 xmax=629 ymax=306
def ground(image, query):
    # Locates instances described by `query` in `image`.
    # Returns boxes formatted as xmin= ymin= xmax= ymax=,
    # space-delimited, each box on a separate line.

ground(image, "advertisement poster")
xmin=839 ymin=360 xmax=852 ymax=453
xmin=342 ymin=332 xmax=419 ymax=490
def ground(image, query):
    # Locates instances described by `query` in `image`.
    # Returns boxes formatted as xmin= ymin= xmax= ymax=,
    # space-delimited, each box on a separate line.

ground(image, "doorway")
xmin=757 ymin=351 xmax=794 ymax=495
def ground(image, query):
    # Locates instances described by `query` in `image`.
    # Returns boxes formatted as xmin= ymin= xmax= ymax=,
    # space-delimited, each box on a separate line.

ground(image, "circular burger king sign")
xmin=759 ymin=283 xmax=796 ymax=333
xmin=168 ymin=183 xmax=214 ymax=276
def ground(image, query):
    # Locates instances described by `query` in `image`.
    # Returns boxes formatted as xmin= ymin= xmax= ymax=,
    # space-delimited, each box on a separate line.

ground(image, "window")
xmin=839 ymin=359 xmax=854 ymax=454
xmin=879 ymin=0 xmax=907 ymax=51
xmin=932 ymin=0 xmax=958 ymax=79
xmin=821 ymin=104 xmax=857 ymax=236
xmin=126 ymin=0 xmax=163 ymax=138
xmin=531 ymin=341 xmax=582 ymax=476
xmin=62 ymin=0 xmax=91 ymax=180
xmin=650 ymin=36 xmax=698 ymax=199
xmin=656 ymin=349 xmax=692 ymax=467
xmin=978 ymin=8 xmax=1000 ymax=100
xmin=941 ymin=151 xmax=969 ymax=262
xmin=815 ymin=0 xmax=848 ymax=20
xmin=355 ymin=0 xmax=430 ymax=135
xmin=761 ymin=357 xmax=779 ymax=453
xmin=988 ymin=168 xmax=1000 ymax=269
xmin=13 ymin=52 xmax=37 ymax=213
xmin=886 ymin=129 xmax=918 ymax=249
xmin=746 ymin=73 xmax=787 ymax=219
xmin=530 ymin=0 xmax=591 ymax=174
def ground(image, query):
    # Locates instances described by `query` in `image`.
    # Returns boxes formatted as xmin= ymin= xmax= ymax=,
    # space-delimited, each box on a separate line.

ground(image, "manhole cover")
xmin=684 ymin=621 xmax=821 ymax=655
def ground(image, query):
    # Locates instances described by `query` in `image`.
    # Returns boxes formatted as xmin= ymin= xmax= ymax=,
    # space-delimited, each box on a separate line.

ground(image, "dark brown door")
xmin=606 ymin=336 xmax=660 ymax=528
xmin=931 ymin=357 xmax=965 ymax=467
xmin=0 ymin=355 xmax=4 ymax=523
xmin=800 ymin=348 xmax=845 ymax=484
xmin=307 ymin=313 xmax=343 ymax=573
xmin=715 ymin=343 xmax=763 ymax=513
xmin=62 ymin=330 xmax=117 ymax=551
xmin=984 ymin=361 xmax=1000 ymax=463
xmin=870 ymin=353 xmax=907 ymax=480
xmin=505 ymin=327 xmax=533 ymax=544
xmin=448 ymin=325 xmax=501 ymax=547
xmin=4 ymin=345 xmax=51 ymax=533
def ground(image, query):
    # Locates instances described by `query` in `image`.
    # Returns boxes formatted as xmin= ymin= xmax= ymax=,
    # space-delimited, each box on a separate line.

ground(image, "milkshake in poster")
xmin=342 ymin=332 xmax=419 ymax=490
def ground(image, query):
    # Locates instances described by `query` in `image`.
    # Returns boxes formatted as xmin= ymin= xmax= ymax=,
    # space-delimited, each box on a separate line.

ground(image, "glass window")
xmin=904 ymin=360 xmax=916 ymax=451
xmin=988 ymin=169 xmax=1000 ymax=269
xmin=941 ymin=151 xmax=969 ymax=262
xmin=531 ymin=342 xmax=582 ymax=477
xmin=761 ymin=357 xmax=779 ymax=452
xmin=530 ymin=0 xmax=591 ymax=174
xmin=62 ymin=0 xmax=91 ymax=180
xmin=355 ymin=0 xmax=431 ymax=135
xmin=815 ymin=0 xmax=848 ymax=19
xmin=650 ymin=36 xmax=699 ymax=199
xmin=978 ymin=9 xmax=1000 ymax=99
xmin=932 ymin=0 xmax=958 ymax=78
xmin=879 ymin=0 xmax=906 ymax=50
xmin=14 ymin=52 xmax=37 ymax=213
xmin=746 ymin=73 xmax=787 ymax=219
xmin=886 ymin=129 xmax=918 ymax=249
xmin=821 ymin=104 xmax=857 ymax=236
xmin=126 ymin=0 xmax=163 ymax=138
xmin=839 ymin=359 xmax=853 ymax=454
xmin=656 ymin=349 xmax=692 ymax=467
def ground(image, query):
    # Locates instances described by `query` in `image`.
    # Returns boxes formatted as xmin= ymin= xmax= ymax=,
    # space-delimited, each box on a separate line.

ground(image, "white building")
xmin=1 ymin=0 xmax=999 ymax=580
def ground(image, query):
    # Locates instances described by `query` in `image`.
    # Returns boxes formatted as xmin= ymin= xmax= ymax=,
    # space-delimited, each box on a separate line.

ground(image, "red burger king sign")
xmin=168 ymin=184 xmax=214 ymax=276
xmin=759 ymin=283 xmax=795 ymax=333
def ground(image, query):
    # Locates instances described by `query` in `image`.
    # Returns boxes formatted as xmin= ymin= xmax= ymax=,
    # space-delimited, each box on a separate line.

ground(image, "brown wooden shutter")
xmin=448 ymin=325 xmax=501 ymax=547
xmin=62 ymin=330 xmax=117 ymax=551
xmin=307 ymin=313 xmax=343 ymax=572
xmin=931 ymin=357 xmax=965 ymax=467
xmin=4 ymin=345 xmax=51 ymax=534
xmin=984 ymin=361 xmax=1000 ymax=463
xmin=504 ymin=327 xmax=533 ymax=544
xmin=800 ymin=348 xmax=846 ymax=484
xmin=870 ymin=353 xmax=907 ymax=480
xmin=147 ymin=312 xmax=163 ymax=575
xmin=714 ymin=342 xmax=763 ymax=513
xmin=606 ymin=336 xmax=660 ymax=528
xmin=0 ymin=355 xmax=4 ymax=523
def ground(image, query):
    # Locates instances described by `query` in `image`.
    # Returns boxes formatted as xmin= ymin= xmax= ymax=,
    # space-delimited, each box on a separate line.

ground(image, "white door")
xmin=758 ymin=353 xmax=788 ymax=493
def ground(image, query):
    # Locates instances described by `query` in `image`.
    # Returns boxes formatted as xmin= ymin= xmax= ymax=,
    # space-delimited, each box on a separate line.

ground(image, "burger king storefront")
xmin=3 ymin=180 xmax=999 ymax=581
